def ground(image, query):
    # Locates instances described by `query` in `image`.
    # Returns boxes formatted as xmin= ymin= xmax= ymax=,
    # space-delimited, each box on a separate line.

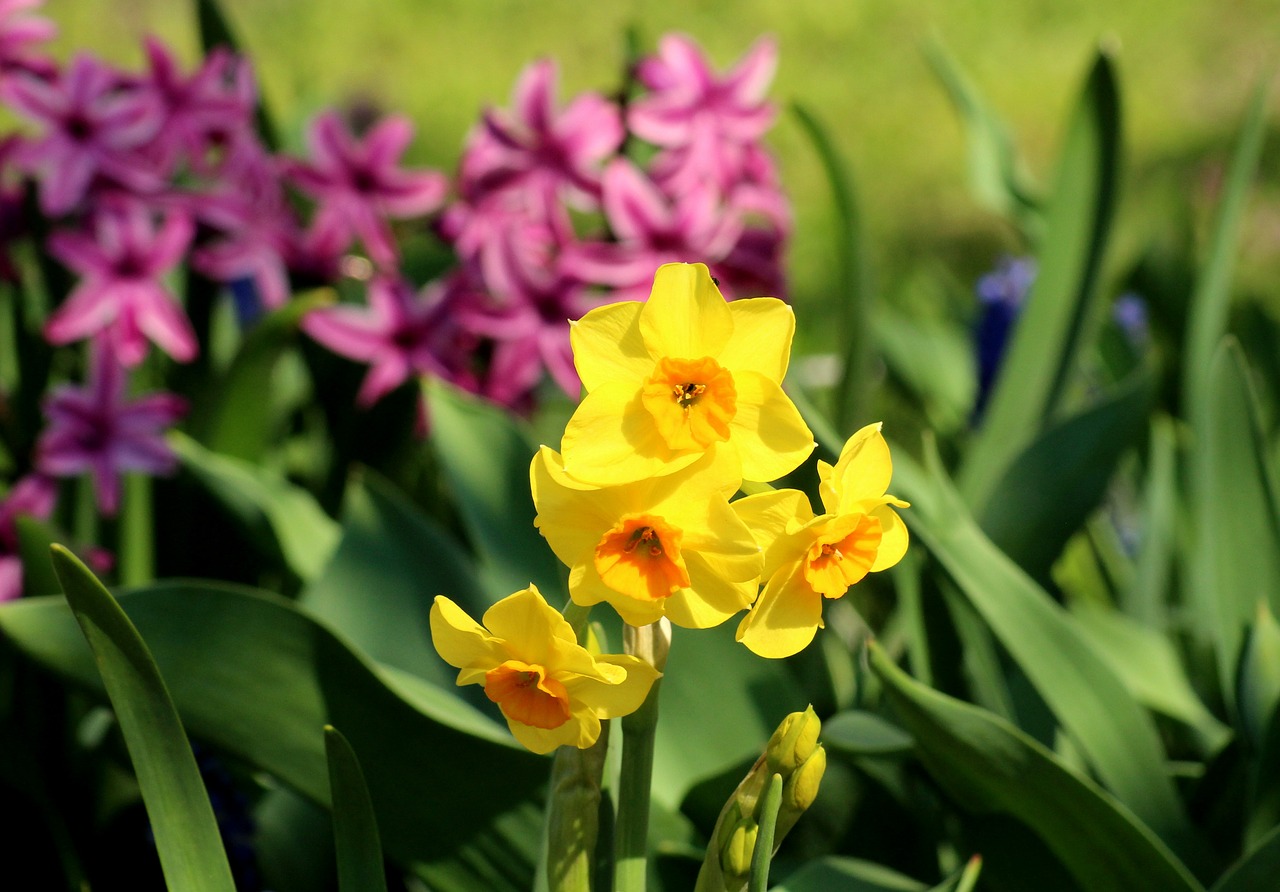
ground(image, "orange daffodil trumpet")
xmin=560 ymin=263 xmax=816 ymax=485
xmin=531 ymin=446 xmax=763 ymax=628
xmin=733 ymin=423 xmax=909 ymax=659
xmin=429 ymin=585 xmax=660 ymax=754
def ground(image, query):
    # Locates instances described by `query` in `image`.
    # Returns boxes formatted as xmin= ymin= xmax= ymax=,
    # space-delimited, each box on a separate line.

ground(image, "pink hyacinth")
xmin=0 ymin=0 xmax=55 ymax=83
xmin=286 ymin=111 xmax=448 ymax=269
xmin=0 ymin=472 xmax=56 ymax=602
xmin=3 ymin=53 xmax=163 ymax=215
xmin=301 ymin=275 xmax=477 ymax=407
xmin=36 ymin=347 xmax=186 ymax=516
xmin=45 ymin=199 xmax=197 ymax=366
xmin=561 ymin=158 xmax=742 ymax=300
xmin=629 ymin=34 xmax=777 ymax=192
xmin=459 ymin=59 xmax=622 ymax=208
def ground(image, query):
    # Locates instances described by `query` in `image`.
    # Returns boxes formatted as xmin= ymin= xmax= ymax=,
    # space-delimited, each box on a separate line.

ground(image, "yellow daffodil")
xmin=531 ymin=445 xmax=763 ymax=628
xmin=429 ymin=585 xmax=660 ymax=754
xmin=733 ymin=423 xmax=908 ymax=658
xmin=560 ymin=262 xmax=815 ymax=486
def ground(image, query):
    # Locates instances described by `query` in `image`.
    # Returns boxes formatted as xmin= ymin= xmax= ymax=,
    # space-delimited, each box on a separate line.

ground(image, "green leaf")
xmin=48 ymin=546 xmax=237 ymax=892
xmin=867 ymin=642 xmax=1202 ymax=892
xmin=301 ymin=471 xmax=484 ymax=685
xmin=325 ymin=725 xmax=389 ymax=892
xmin=792 ymin=102 xmax=874 ymax=433
xmin=193 ymin=291 xmax=331 ymax=463
xmin=823 ymin=710 xmax=914 ymax=757
xmin=959 ymin=49 xmax=1122 ymax=511
xmin=1210 ymin=824 xmax=1280 ymax=892
xmin=0 ymin=582 xmax=546 ymax=890
xmin=891 ymin=441 xmax=1202 ymax=863
xmin=1182 ymin=80 xmax=1270 ymax=419
xmin=15 ymin=515 xmax=61 ymax=597
xmin=875 ymin=306 xmax=975 ymax=436
xmin=1238 ymin=603 xmax=1280 ymax=752
xmin=923 ymin=40 xmax=1040 ymax=234
xmin=172 ymin=432 xmax=340 ymax=582
xmin=979 ymin=369 xmax=1154 ymax=577
xmin=424 ymin=378 xmax=562 ymax=600
xmin=1127 ymin=415 xmax=1178 ymax=626
xmin=772 ymin=856 xmax=928 ymax=891
xmin=1190 ymin=339 xmax=1280 ymax=706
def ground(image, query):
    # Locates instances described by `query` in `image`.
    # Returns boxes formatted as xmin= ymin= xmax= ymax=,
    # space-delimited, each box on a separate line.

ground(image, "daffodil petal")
xmin=834 ymin=423 xmax=892 ymax=507
xmin=430 ymin=596 xmax=508 ymax=672
xmin=870 ymin=503 xmax=909 ymax=572
xmin=732 ymin=489 xmax=814 ymax=562
xmin=728 ymin=372 xmax=816 ymax=482
xmin=482 ymin=586 xmax=575 ymax=665
xmin=560 ymin=380 xmax=702 ymax=485
xmin=566 ymin=654 xmax=661 ymax=719
xmin=507 ymin=706 xmax=601 ymax=754
xmin=735 ymin=561 xmax=823 ymax=659
xmin=639 ymin=263 xmax=733 ymax=360
xmin=531 ymin=447 xmax=617 ymax=567
xmin=569 ymin=560 xmax=668 ymax=627
xmin=665 ymin=551 xmax=759 ymax=628
xmin=718 ymin=297 xmax=794 ymax=382
xmin=570 ymin=300 xmax=651 ymax=391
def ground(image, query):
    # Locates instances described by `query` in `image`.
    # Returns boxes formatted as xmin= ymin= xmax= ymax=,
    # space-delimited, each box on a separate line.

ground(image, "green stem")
xmin=613 ymin=621 xmax=669 ymax=892
xmin=119 ymin=473 xmax=154 ymax=587
xmin=747 ymin=774 xmax=783 ymax=892
xmin=545 ymin=724 xmax=608 ymax=892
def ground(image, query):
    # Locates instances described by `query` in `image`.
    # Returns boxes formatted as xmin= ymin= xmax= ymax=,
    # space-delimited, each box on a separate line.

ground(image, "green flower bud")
xmin=766 ymin=704 xmax=820 ymax=776
xmin=720 ymin=817 xmax=759 ymax=881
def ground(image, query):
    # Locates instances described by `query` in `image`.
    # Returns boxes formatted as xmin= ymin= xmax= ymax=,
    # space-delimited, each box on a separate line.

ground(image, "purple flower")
xmin=0 ymin=472 xmax=56 ymax=602
xmin=0 ymin=0 xmax=56 ymax=83
xmin=139 ymin=36 xmax=258 ymax=177
xmin=973 ymin=256 xmax=1037 ymax=422
xmin=301 ymin=275 xmax=477 ymax=406
xmin=628 ymin=34 xmax=777 ymax=191
xmin=3 ymin=54 xmax=163 ymax=215
xmin=459 ymin=59 xmax=622 ymax=208
xmin=286 ymin=111 xmax=448 ymax=269
xmin=561 ymin=158 xmax=741 ymax=300
xmin=45 ymin=199 xmax=197 ymax=366
xmin=36 ymin=347 xmax=186 ymax=516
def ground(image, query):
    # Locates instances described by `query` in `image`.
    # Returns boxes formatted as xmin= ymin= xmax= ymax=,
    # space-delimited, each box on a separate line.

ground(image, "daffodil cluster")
xmin=431 ymin=262 xmax=909 ymax=754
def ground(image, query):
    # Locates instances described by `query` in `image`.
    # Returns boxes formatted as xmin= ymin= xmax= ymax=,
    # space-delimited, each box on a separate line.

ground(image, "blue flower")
xmin=972 ymin=256 xmax=1036 ymax=423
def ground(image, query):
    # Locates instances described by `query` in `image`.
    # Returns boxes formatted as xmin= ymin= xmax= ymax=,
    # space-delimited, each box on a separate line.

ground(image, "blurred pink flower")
xmin=36 ymin=348 xmax=186 ymax=516
xmin=561 ymin=158 xmax=741 ymax=300
xmin=0 ymin=472 xmax=56 ymax=602
xmin=459 ymin=59 xmax=622 ymax=207
xmin=0 ymin=0 xmax=56 ymax=82
xmin=3 ymin=54 xmax=163 ymax=215
xmin=302 ymin=275 xmax=476 ymax=406
xmin=629 ymin=34 xmax=777 ymax=192
xmin=45 ymin=200 xmax=196 ymax=366
xmin=287 ymin=111 xmax=448 ymax=269
xmin=139 ymin=36 xmax=258 ymax=176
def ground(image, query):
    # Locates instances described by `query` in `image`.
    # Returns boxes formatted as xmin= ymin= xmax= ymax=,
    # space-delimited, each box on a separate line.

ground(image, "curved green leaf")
xmin=892 ymin=441 xmax=1202 ymax=864
xmin=868 ymin=642 xmax=1202 ymax=892
xmin=823 ymin=710 xmax=914 ymax=757
xmin=325 ymin=725 xmax=389 ymax=892
xmin=960 ymin=48 xmax=1121 ymax=510
xmin=1210 ymin=824 xmax=1280 ymax=892
xmin=49 ymin=546 xmax=237 ymax=892
xmin=772 ymin=855 xmax=928 ymax=891
xmin=172 ymin=432 xmax=340 ymax=582
xmin=425 ymin=378 xmax=562 ymax=600
xmin=0 ymin=582 xmax=546 ymax=890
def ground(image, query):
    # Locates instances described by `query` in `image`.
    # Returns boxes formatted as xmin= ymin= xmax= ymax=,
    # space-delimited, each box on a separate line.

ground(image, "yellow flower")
xmin=734 ymin=423 xmax=909 ymax=658
xmin=560 ymin=262 xmax=815 ymax=486
xmin=531 ymin=445 xmax=763 ymax=628
xmin=429 ymin=585 xmax=660 ymax=754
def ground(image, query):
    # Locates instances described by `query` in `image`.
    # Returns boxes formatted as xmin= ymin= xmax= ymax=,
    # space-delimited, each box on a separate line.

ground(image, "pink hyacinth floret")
xmin=0 ymin=472 xmax=56 ymax=602
xmin=0 ymin=0 xmax=56 ymax=82
xmin=36 ymin=347 xmax=186 ymax=516
xmin=287 ymin=111 xmax=448 ymax=269
xmin=45 ymin=199 xmax=197 ymax=366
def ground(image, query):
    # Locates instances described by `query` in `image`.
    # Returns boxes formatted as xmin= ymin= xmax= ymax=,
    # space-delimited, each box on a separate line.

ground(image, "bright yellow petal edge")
xmin=429 ymin=585 xmax=661 ymax=754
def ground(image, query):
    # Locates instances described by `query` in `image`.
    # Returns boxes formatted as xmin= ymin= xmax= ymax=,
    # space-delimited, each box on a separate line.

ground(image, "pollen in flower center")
xmin=484 ymin=660 xmax=572 ymax=729
xmin=803 ymin=514 xmax=883 ymax=597
xmin=641 ymin=356 xmax=737 ymax=451
xmin=594 ymin=512 xmax=691 ymax=602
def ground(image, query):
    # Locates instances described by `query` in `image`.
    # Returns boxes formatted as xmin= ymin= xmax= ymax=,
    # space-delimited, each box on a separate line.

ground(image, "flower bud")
xmin=782 ymin=744 xmax=826 ymax=816
xmin=766 ymin=704 xmax=820 ymax=776
xmin=720 ymin=817 xmax=758 ymax=881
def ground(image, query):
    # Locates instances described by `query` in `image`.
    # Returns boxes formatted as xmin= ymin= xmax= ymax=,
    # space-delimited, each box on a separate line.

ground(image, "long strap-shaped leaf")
xmin=325 ymin=725 xmax=389 ymax=892
xmin=959 ymin=48 xmax=1121 ymax=511
xmin=868 ymin=642 xmax=1202 ymax=892
xmin=50 ymin=545 xmax=237 ymax=892
xmin=892 ymin=442 xmax=1206 ymax=869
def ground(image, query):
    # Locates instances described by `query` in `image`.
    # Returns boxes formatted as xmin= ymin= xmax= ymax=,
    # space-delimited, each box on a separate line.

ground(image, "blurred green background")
xmin=44 ymin=0 xmax=1280 ymax=348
